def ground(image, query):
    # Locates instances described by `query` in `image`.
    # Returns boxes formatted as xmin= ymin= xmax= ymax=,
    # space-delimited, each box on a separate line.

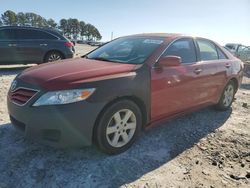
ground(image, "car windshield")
xmin=86 ymin=37 xmax=164 ymax=64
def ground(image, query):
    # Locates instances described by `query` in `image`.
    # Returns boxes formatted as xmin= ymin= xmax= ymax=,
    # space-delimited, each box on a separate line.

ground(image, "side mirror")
xmin=158 ymin=56 xmax=181 ymax=67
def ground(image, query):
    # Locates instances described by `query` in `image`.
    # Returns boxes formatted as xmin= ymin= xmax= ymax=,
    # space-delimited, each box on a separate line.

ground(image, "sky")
xmin=0 ymin=0 xmax=249 ymax=45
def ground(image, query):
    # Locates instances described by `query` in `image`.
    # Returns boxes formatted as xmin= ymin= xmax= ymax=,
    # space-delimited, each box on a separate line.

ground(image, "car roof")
xmin=0 ymin=26 xmax=65 ymax=39
xmin=131 ymin=33 xmax=183 ymax=37
xmin=127 ymin=33 xmax=184 ymax=38
xmin=0 ymin=25 xmax=52 ymax=31
xmin=225 ymin=43 xmax=242 ymax=46
xmin=127 ymin=33 xmax=187 ymax=39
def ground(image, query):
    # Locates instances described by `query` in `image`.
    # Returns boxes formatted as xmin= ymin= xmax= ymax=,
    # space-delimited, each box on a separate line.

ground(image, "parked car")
xmin=77 ymin=40 xmax=87 ymax=44
xmin=86 ymin=41 xmax=103 ymax=46
xmin=225 ymin=43 xmax=250 ymax=62
xmin=0 ymin=26 xmax=75 ymax=65
xmin=225 ymin=43 xmax=241 ymax=54
xmin=7 ymin=33 xmax=244 ymax=154
xmin=90 ymin=41 xmax=102 ymax=46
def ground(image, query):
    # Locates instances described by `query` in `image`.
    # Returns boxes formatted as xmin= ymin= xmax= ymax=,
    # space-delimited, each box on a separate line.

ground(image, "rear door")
xmin=0 ymin=28 xmax=18 ymax=64
xmin=195 ymin=38 xmax=229 ymax=103
xmin=151 ymin=38 xmax=205 ymax=120
xmin=15 ymin=28 xmax=58 ymax=63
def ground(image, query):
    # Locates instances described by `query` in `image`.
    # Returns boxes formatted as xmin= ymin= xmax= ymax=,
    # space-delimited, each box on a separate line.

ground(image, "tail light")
xmin=64 ymin=41 xmax=74 ymax=47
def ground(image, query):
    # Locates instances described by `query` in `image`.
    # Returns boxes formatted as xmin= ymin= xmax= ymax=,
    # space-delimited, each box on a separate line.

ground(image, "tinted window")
xmin=0 ymin=29 xmax=17 ymax=40
xmin=226 ymin=44 xmax=237 ymax=50
xmin=197 ymin=39 xmax=218 ymax=61
xmin=163 ymin=38 xmax=196 ymax=63
xmin=15 ymin=29 xmax=58 ymax=40
xmin=217 ymin=47 xmax=227 ymax=59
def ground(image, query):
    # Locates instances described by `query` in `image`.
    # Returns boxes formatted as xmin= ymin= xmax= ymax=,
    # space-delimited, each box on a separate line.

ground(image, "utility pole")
xmin=111 ymin=32 xmax=113 ymax=41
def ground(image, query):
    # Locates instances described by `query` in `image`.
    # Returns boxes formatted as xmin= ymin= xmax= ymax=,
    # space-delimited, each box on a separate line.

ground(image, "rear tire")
xmin=44 ymin=51 xmax=64 ymax=62
xmin=215 ymin=80 xmax=236 ymax=111
xmin=94 ymin=99 xmax=142 ymax=155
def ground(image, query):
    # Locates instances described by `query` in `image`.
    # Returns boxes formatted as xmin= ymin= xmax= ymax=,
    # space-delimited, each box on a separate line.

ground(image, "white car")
xmin=225 ymin=43 xmax=250 ymax=62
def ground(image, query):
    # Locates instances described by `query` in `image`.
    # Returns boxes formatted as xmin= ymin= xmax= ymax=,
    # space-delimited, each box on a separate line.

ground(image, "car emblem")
xmin=10 ymin=80 xmax=17 ymax=91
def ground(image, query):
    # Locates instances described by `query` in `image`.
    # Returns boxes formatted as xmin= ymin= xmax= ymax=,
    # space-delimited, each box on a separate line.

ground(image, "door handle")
xmin=8 ymin=44 xmax=17 ymax=47
xmin=225 ymin=63 xmax=231 ymax=68
xmin=194 ymin=68 xmax=203 ymax=74
xmin=40 ymin=43 xmax=48 ymax=46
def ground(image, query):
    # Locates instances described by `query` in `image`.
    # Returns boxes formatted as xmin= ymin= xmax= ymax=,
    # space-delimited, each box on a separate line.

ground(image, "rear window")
xmin=217 ymin=47 xmax=228 ymax=59
xmin=197 ymin=39 xmax=218 ymax=61
xmin=15 ymin=29 xmax=58 ymax=40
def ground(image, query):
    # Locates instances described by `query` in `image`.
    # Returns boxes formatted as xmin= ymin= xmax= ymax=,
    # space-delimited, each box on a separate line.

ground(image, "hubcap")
xmin=106 ymin=109 xmax=136 ymax=148
xmin=48 ymin=53 xmax=62 ymax=62
xmin=223 ymin=84 xmax=234 ymax=107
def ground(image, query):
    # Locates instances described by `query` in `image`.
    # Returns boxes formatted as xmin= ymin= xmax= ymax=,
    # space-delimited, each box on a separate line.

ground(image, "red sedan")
xmin=7 ymin=34 xmax=244 ymax=154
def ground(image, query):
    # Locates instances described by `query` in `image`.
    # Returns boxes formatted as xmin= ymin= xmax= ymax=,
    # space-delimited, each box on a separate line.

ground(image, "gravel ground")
xmin=0 ymin=46 xmax=249 ymax=187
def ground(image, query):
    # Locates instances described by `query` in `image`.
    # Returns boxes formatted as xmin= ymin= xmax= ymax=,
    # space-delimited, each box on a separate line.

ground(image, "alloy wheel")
xmin=106 ymin=109 xmax=137 ymax=148
xmin=223 ymin=84 xmax=234 ymax=107
xmin=48 ymin=53 xmax=62 ymax=62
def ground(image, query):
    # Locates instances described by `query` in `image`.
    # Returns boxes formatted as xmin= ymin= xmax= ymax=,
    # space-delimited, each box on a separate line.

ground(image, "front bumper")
xmin=7 ymin=93 xmax=105 ymax=148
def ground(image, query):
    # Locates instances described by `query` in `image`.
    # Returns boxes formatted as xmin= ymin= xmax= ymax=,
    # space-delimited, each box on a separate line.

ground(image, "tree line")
xmin=0 ymin=10 xmax=102 ymax=41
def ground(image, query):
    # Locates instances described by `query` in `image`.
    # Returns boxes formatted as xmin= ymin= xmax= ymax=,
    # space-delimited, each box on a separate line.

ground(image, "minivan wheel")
xmin=44 ymin=51 xmax=64 ymax=62
xmin=215 ymin=80 xmax=235 ymax=111
xmin=94 ymin=100 xmax=142 ymax=155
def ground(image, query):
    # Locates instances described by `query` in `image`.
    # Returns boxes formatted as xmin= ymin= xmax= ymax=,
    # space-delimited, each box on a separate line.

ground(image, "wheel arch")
xmin=229 ymin=77 xmax=239 ymax=92
xmin=92 ymin=95 xmax=149 ymax=143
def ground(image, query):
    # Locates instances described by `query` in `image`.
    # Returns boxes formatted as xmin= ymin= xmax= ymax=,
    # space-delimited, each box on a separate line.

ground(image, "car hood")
xmin=18 ymin=58 xmax=138 ymax=90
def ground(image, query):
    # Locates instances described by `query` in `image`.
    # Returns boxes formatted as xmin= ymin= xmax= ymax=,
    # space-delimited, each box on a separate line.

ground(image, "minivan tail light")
xmin=64 ymin=41 xmax=74 ymax=47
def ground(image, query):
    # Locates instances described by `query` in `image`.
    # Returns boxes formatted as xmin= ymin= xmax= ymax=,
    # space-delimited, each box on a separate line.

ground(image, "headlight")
xmin=33 ymin=88 xmax=95 ymax=106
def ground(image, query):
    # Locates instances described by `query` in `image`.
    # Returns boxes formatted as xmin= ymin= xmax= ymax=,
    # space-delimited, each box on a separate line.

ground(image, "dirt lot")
xmin=0 ymin=45 xmax=249 ymax=188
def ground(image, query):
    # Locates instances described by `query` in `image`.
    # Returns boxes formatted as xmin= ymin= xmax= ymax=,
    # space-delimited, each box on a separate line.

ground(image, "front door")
xmin=151 ymin=38 xmax=204 ymax=121
xmin=0 ymin=28 xmax=18 ymax=64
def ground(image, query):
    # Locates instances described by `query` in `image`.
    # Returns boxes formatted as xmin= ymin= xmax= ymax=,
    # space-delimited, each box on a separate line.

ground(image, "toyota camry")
xmin=7 ymin=33 xmax=244 ymax=154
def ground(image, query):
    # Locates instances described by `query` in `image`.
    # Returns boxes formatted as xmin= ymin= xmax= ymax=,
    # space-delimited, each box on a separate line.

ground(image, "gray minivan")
xmin=0 ymin=26 xmax=74 ymax=64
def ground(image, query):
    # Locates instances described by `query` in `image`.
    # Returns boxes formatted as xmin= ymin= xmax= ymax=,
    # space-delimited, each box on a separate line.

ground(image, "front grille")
xmin=9 ymin=88 xmax=38 ymax=106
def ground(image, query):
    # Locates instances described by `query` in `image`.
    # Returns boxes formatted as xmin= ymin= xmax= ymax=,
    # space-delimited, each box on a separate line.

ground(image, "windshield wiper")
xmin=88 ymin=57 xmax=119 ymax=63
xmin=88 ymin=57 xmax=111 ymax=62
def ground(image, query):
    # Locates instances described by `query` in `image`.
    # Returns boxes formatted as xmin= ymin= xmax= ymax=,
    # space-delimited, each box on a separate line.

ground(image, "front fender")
xmin=86 ymin=65 xmax=151 ymax=124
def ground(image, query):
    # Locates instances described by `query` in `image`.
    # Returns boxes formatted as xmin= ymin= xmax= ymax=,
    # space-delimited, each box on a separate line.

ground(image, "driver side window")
xmin=163 ymin=38 xmax=197 ymax=64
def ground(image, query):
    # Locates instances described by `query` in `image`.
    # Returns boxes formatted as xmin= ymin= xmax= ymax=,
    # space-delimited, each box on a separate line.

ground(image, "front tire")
xmin=215 ymin=80 xmax=236 ymax=111
xmin=94 ymin=100 xmax=142 ymax=155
